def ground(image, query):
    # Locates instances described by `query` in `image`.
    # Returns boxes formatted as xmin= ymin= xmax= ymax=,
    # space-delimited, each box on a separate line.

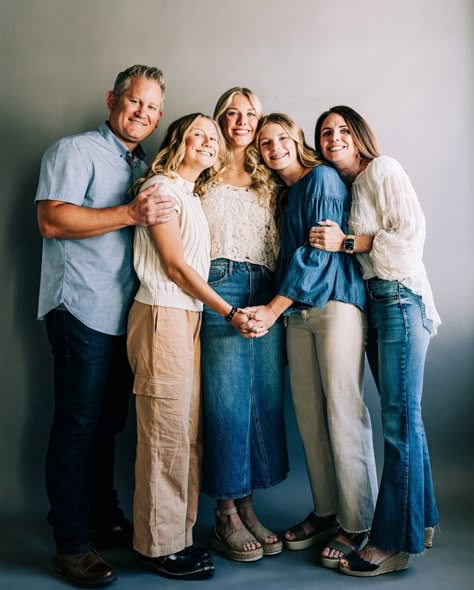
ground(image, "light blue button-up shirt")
xmin=36 ymin=122 xmax=148 ymax=335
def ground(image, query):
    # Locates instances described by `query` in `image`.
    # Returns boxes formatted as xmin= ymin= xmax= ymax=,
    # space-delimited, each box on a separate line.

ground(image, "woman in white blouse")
xmin=310 ymin=106 xmax=440 ymax=577
xmin=200 ymin=88 xmax=288 ymax=562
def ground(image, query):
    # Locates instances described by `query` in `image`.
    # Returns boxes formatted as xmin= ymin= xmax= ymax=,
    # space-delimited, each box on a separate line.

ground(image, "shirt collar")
xmin=98 ymin=121 xmax=146 ymax=162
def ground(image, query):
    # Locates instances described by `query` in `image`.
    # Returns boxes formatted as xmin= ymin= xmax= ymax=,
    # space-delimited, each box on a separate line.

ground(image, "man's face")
xmin=106 ymin=77 xmax=163 ymax=150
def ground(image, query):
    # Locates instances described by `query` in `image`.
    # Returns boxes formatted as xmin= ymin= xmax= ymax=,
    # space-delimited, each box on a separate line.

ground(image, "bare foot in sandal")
xmin=211 ymin=505 xmax=263 ymax=562
xmin=236 ymin=499 xmax=282 ymax=554
xmin=284 ymin=512 xmax=338 ymax=550
xmin=215 ymin=503 xmax=261 ymax=552
xmin=321 ymin=529 xmax=369 ymax=568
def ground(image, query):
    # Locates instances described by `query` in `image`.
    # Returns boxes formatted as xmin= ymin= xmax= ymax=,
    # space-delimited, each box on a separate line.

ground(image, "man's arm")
xmin=37 ymin=184 xmax=176 ymax=240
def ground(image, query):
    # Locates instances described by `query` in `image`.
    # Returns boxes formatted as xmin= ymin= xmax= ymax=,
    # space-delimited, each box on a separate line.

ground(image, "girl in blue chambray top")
xmin=243 ymin=113 xmax=378 ymax=569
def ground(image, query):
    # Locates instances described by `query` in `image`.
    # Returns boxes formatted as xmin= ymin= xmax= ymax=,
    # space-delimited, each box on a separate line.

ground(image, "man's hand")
xmin=127 ymin=184 xmax=177 ymax=226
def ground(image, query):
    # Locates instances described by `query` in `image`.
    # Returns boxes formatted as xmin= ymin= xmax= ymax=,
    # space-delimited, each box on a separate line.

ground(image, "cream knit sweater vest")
xmin=133 ymin=174 xmax=211 ymax=311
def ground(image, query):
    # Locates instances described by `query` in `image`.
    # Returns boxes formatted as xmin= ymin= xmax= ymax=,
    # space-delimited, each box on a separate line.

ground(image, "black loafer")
xmin=184 ymin=544 xmax=213 ymax=563
xmin=90 ymin=519 xmax=133 ymax=549
xmin=55 ymin=549 xmax=116 ymax=587
xmin=138 ymin=549 xmax=215 ymax=581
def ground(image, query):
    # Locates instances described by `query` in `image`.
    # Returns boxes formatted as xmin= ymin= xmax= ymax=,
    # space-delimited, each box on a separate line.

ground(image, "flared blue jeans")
xmin=366 ymin=278 xmax=439 ymax=553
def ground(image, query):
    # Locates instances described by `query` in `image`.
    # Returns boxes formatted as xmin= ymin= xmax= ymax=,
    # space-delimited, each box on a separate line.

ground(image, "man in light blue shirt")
xmin=35 ymin=64 xmax=174 ymax=587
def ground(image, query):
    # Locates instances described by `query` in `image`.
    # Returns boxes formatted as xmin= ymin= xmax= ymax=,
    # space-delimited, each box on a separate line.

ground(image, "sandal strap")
xmin=339 ymin=529 xmax=369 ymax=550
xmin=236 ymin=501 xmax=252 ymax=509
xmin=247 ymin=521 xmax=279 ymax=544
xmin=286 ymin=512 xmax=338 ymax=542
xmin=287 ymin=523 xmax=306 ymax=541
xmin=235 ymin=501 xmax=279 ymax=544
xmin=214 ymin=522 xmax=259 ymax=547
xmin=326 ymin=539 xmax=356 ymax=556
xmin=215 ymin=506 xmax=238 ymax=517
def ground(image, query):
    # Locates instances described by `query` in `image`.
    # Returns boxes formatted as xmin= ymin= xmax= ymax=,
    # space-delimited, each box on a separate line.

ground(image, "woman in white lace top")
xmin=310 ymin=106 xmax=440 ymax=577
xmin=200 ymin=88 xmax=288 ymax=562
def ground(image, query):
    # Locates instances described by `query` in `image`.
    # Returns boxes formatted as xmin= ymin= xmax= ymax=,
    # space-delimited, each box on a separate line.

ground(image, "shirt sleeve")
xmin=35 ymin=137 xmax=92 ymax=206
xmin=278 ymin=167 xmax=346 ymax=303
xmin=369 ymin=157 xmax=426 ymax=280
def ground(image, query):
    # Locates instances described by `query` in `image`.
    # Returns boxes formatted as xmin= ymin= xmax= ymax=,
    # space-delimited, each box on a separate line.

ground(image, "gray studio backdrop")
xmin=0 ymin=0 xmax=472 ymax=527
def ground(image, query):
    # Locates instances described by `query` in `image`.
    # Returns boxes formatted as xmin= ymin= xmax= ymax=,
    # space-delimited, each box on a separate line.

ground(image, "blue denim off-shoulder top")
xmin=277 ymin=165 xmax=366 ymax=315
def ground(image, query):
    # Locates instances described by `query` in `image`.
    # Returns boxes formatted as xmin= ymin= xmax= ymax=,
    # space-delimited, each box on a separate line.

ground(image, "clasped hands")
xmin=231 ymin=305 xmax=278 ymax=339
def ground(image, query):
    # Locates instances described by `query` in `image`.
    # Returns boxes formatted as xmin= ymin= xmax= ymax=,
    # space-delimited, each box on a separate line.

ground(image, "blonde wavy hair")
xmin=134 ymin=113 xmax=227 ymax=197
xmin=257 ymin=113 xmax=322 ymax=169
xmin=256 ymin=113 xmax=322 ymax=224
xmin=213 ymin=87 xmax=277 ymax=206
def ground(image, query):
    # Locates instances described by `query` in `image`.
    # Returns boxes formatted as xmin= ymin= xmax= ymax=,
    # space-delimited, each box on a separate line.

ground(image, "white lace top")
xmin=201 ymin=183 xmax=279 ymax=271
xmin=350 ymin=155 xmax=441 ymax=334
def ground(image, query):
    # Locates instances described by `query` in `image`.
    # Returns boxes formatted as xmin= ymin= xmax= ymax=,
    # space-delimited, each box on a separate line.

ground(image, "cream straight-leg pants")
xmin=286 ymin=300 xmax=378 ymax=533
xmin=127 ymin=302 xmax=202 ymax=557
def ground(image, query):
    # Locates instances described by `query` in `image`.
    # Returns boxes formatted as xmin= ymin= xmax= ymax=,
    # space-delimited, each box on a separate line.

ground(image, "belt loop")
xmin=228 ymin=260 xmax=233 ymax=274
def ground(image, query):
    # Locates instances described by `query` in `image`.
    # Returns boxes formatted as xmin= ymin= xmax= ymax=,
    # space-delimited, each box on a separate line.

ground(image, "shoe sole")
xmin=56 ymin=566 xmax=117 ymax=587
xmin=262 ymin=542 xmax=283 ymax=556
xmin=138 ymin=559 xmax=215 ymax=580
xmin=339 ymin=552 xmax=409 ymax=577
xmin=424 ymin=527 xmax=434 ymax=549
xmin=210 ymin=536 xmax=263 ymax=562
xmin=321 ymin=556 xmax=341 ymax=569
xmin=284 ymin=526 xmax=339 ymax=551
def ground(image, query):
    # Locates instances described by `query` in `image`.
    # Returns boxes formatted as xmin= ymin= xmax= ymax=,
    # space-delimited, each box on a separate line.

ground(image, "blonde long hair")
xmin=257 ymin=113 xmax=322 ymax=170
xmin=256 ymin=113 xmax=322 ymax=221
xmin=134 ymin=113 xmax=227 ymax=197
xmin=213 ymin=87 xmax=277 ymax=205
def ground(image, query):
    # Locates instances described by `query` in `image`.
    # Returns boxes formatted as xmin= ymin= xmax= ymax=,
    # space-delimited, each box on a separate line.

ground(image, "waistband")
xmin=210 ymin=258 xmax=273 ymax=273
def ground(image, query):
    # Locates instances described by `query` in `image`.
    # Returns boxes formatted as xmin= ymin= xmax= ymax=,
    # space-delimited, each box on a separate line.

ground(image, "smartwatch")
xmin=344 ymin=235 xmax=355 ymax=254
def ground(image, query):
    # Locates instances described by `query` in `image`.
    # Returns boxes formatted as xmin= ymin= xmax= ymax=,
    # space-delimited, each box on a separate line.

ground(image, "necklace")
xmin=291 ymin=167 xmax=307 ymax=185
xmin=228 ymin=166 xmax=246 ymax=172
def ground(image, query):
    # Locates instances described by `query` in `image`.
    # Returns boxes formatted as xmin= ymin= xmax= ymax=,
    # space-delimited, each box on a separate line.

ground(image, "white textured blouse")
xmin=350 ymin=155 xmax=441 ymax=333
xmin=133 ymin=174 xmax=211 ymax=311
xmin=201 ymin=183 xmax=279 ymax=271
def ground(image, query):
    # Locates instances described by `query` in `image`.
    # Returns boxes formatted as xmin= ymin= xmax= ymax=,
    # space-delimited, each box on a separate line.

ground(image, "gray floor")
xmin=0 ymin=489 xmax=470 ymax=590
xmin=2 ymin=381 xmax=471 ymax=589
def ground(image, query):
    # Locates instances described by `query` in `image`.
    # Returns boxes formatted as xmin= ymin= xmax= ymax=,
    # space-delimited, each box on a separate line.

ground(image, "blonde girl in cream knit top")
xmin=130 ymin=113 xmax=254 ymax=329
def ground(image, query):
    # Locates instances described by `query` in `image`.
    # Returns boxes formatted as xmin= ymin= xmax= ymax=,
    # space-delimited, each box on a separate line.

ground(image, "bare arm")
xmin=309 ymin=219 xmax=374 ymax=253
xmin=37 ymin=184 xmax=176 ymax=240
xmin=149 ymin=216 xmax=257 ymax=335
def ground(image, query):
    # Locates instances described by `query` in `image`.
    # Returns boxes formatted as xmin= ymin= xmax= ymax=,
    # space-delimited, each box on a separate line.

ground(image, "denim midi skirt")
xmin=201 ymin=259 xmax=289 ymax=499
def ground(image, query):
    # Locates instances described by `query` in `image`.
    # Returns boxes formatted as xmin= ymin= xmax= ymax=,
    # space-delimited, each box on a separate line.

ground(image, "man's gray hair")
xmin=112 ymin=64 xmax=166 ymax=107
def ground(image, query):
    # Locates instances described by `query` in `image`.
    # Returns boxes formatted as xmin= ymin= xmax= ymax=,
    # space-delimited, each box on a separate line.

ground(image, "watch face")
xmin=345 ymin=237 xmax=355 ymax=252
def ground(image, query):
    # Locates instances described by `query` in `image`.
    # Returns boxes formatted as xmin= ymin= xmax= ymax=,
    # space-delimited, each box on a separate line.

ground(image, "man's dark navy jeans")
xmin=45 ymin=309 xmax=133 ymax=553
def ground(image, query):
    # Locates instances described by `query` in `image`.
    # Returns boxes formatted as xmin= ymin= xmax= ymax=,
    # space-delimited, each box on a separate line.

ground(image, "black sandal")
xmin=284 ymin=512 xmax=339 ymax=551
xmin=321 ymin=528 xmax=369 ymax=569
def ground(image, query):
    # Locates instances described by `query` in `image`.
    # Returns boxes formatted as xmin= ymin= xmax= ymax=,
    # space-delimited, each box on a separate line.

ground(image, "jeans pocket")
xmin=208 ymin=262 xmax=228 ymax=286
xmin=368 ymin=278 xmax=400 ymax=302
xmin=419 ymin=298 xmax=433 ymax=335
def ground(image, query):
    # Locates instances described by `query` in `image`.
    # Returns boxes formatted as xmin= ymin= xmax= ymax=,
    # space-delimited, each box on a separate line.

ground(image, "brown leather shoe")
xmin=55 ymin=549 xmax=117 ymax=587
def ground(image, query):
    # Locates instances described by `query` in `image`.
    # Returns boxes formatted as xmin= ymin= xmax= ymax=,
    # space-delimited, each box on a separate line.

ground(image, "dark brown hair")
xmin=314 ymin=106 xmax=381 ymax=163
